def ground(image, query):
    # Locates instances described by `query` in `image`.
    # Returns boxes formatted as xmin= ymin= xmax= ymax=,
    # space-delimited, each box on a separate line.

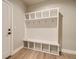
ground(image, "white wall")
xmin=12 ymin=5 xmax=25 ymax=51
xmin=27 ymin=0 xmax=76 ymax=51
xmin=8 ymin=0 xmax=26 ymax=51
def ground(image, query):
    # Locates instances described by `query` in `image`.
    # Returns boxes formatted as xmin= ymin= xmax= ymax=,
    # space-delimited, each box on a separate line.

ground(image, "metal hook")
xmin=45 ymin=20 xmax=47 ymax=23
xmin=38 ymin=21 xmax=40 ymax=24
xmin=32 ymin=22 xmax=35 ymax=24
xmin=28 ymin=22 xmax=30 ymax=24
xmin=52 ymin=20 xmax=54 ymax=22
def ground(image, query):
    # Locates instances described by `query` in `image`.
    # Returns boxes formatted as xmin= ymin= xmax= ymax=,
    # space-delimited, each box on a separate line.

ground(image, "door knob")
xmin=8 ymin=32 xmax=11 ymax=35
xmin=8 ymin=28 xmax=11 ymax=35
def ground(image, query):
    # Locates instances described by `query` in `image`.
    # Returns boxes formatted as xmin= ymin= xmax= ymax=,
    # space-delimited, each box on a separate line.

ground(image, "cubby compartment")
xmin=25 ymin=8 xmax=59 ymax=20
xmin=35 ymin=43 xmax=41 ymax=50
xmin=42 ymin=44 xmax=49 ymax=52
xmin=36 ymin=11 xmax=41 ymax=19
xmin=29 ymin=42 xmax=34 ymax=49
xmin=50 ymin=45 xmax=58 ymax=53
xmin=50 ymin=9 xmax=57 ymax=17
xmin=30 ymin=12 xmax=35 ymax=20
xmin=42 ymin=10 xmax=49 ymax=18
xmin=25 ymin=14 xmax=29 ymax=20
xmin=24 ymin=41 xmax=28 ymax=48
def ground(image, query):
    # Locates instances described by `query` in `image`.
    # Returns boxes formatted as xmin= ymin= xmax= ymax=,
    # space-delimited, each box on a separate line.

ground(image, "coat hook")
xmin=45 ymin=20 xmax=47 ymax=22
xmin=28 ymin=22 xmax=30 ymax=24
xmin=38 ymin=21 xmax=40 ymax=24
xmin=52 ymin=20 xmax=54 ymax=22
xmin=32 ymin=22 xmax=35 ymax=24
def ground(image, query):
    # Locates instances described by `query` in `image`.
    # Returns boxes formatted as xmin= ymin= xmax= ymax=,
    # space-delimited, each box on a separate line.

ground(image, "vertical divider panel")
xmin=34 ymin=42 xmax=35 ymax=49
xmin=49 ymin=44 xmax=50 ymax=53
xmin=29 ymin=13 xmax=31 ymax=20
xmin=57 ymin=8 xmax=59 ymax=43
xmin=49 ymin=10 xmax=50 ymax=17
xmin=57 ymin=46 xmax=59 ymax=53
xmin=41 ymin=43 xmax=42 ymax=51
xmin=28 ymin=41 xmax=29 ymax=48
xmin=41 ymin=11 xmax=43 ymax=19
xmin=35 ymin=12 xmax=36 ymax=19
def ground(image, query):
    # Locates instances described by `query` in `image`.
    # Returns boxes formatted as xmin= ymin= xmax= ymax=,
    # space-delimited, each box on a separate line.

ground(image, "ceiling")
xmin=23 ymin=0 xmax=46 ymax=5
xmin=22 ymin=0 xmax=75 ymax=6
xmin=8 ymin=0 xmax=75 ymax=7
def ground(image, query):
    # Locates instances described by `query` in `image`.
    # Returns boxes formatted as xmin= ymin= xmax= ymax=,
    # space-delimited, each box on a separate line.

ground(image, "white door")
xmin=2 ymin=1 xmax=12 ymax=59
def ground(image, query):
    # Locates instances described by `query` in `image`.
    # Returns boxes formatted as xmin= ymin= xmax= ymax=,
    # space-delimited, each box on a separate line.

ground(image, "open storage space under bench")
xmin=24 ymin=40 xmax=59 ymax=55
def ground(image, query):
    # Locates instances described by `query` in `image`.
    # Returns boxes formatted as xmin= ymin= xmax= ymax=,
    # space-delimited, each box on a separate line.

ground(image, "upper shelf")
xmin=25 ymin=8 xmax=59 ymax=20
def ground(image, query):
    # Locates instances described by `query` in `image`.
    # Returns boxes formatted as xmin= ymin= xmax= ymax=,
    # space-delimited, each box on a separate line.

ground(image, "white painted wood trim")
xmin=41 ymin=43 xmax=42 ymax=51
xmin=11 ymin=3 xmax=14 ymax=55
xmin=24 ymin=39 xmax=59 ymax=46
xmin=33 ymin=42 xmax=35 ymax=49
xmin=11 ymin=46 xmax=76 ymax=55
xmin=62 ymin=49 xmax=76 ymax=55
xmin=11 ymin=46 xmax=23 ymax=55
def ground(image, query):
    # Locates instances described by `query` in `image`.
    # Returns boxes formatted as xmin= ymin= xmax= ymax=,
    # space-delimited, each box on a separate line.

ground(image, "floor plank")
xmin=9 ymin=48 xmax=76 ymax=59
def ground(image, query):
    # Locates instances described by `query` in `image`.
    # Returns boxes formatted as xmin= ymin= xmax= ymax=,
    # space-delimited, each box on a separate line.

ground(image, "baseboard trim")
xmin=11 ymin=46 xmax=23 ymax=55
xmin=11 ymin=46 xmax=76 ymax=55
xmin=5 ymin=55 xmax=11 ymax=59
xmin=62 ymin=49 xmax=76 ymax=55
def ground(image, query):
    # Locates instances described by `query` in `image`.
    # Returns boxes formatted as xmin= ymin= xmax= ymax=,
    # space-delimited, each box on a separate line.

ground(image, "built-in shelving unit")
xmin=24 ymin=8 xmax=63 ymax=55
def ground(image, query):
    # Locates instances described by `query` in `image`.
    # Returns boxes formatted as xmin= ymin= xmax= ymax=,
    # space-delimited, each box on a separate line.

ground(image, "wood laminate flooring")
xmin=9 ymin=48 xmax=76 ymax=59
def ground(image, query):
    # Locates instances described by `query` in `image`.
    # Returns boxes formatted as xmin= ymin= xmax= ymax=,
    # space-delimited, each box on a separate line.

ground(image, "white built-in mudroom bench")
xmin=24 ymin=8 xmax=63 ymax=55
